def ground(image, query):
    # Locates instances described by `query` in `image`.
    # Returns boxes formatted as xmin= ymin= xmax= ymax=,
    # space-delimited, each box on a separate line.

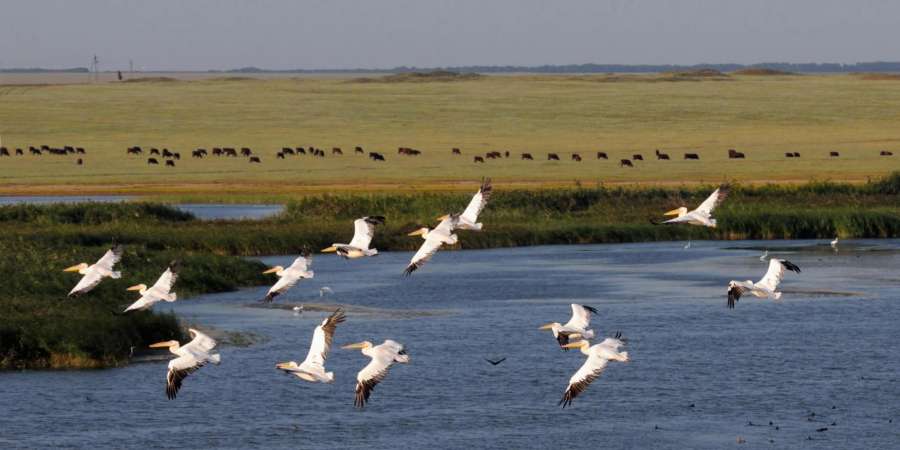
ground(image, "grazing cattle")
xmin=596 ymin=152 xmax=608 ymax=160
xmin=355 ymin=146 xmax=364 ymax=154
xmin=241 ymin=147 xmax=252 ymax=156
xmin=174 ymin=153 xmax=181 ymax=160
xmin=398 ymin=147 xmax=421 ymax=156
xmin=485 ymin=152 xmax=501 ymax=159
xmin=296 ymin=147 xmax=307 ymax=155
xmin=76 ymin=147 xmax=86 ymax=154
xmin=504 ymin=151 xmax=510 ymax=158
xmin=793 ymin=152 xmax=801 ymax=158
xmin=332 ymin=147 xmax=343 ymax=155
xmin=30 ymin=147 xmax=41 ymax=155
xmin=521 ymin=153 xmax=534 ymax=160
xmin=0 ymin=147 xmax=9 ymax=156
xmin=64 ymin=146 xmax=75 ymax=153
xmin=127 ymin=146 xmax=142 ymax=155
xmin=316 ymin=149 xmax=325 ymax=157
xmin=655 ymin=149 xmax=670 ymax=160
xmin=830 ymin=151 xmax=840 ymax=157
xmin=282 ymin=148 xmax=294 ymax=155
xmin=452 ymin=148 xmax=462 ymax=155
xmin=212 ymin=148 xmax=223 ymax=156
xmin=785 ymin=152 xmax=795 ymax=158
xmin=249 ymin=156 xmax=261 ymax=163
xmin=150 ymin=147 xmax=160 ymax=155
xmin=76 ymin=158 xmax=83 ymax=165
xmin=880 ymin=150 xmax=894 ymax=156
xmin=224 ymin=147 xmax=238 ymax=157
xmin=162 ymin=149 xmax=173 ymax=158
xmin=192 ymin=150 xmax=205 ymax=158
xmin=632 ymin=154 xmax=644 ymax=161
xmin=728 ymin=149 xmax=745 ymax=159
xmin=474 ymin=156 xmax=485 ymax=163
xmin=165 ymin=160 xmax=176 ymax=167
xmin=572 ymin=154 xmax=582 ymax=162
xmin=15 ymin=148 xmax=23 ymax=156
xmin=620 ymin=159 xmax=634 ymax=167
xmin=276 ymin=152 xmax=285 ymax=159
xmin=369 ymin=152 xmax=385 ymax=161
xmin=684 ymin=153 xmax=700 ymax=160
xmin=548 ymin=153 xmax=560 ymax=161
xmin=147 ymin=158 xmax=159 ymax=165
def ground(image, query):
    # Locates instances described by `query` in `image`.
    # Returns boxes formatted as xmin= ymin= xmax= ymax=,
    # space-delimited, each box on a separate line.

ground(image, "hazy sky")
xmin=2 ymin=0 xmax=899 ymax=70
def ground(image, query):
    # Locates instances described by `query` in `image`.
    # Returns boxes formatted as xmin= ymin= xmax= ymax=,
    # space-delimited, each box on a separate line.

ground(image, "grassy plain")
xmin=1 ymin=73 xmax=899 ymax=197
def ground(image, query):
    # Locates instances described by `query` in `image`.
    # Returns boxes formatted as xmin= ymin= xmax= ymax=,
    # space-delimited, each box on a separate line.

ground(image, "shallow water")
xmin=3 ymin=240 xmax=900 ymax=449
xmin=0 ymin=195 xmax=282 ymax=220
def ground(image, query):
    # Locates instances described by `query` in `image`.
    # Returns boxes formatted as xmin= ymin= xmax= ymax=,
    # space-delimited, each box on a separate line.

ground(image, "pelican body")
xmin=276 ymin=309 xmax=346 ymax=383
xmin=150 ymin=329 xmax=221 ymax=400
xmin=559 ymin=335 xmax=629 ymax=408
xmin=123 ymin=261 xmax=179 ymax=312
xmin=403 ymin=215 xmax=459 ymax=275
xmin=727 ymin=258 xmax=801 ymax=308
xmin=342 ymin=339 xmax=409 ymax=408
xmin=540 ymin=304 xmax=599 ymax=348
xmin=438 ymin=178 xmax=492 ymax=231
xmin=64 ymin=244 xmax=124 ymax=297
xmin=322 ymin=216 xmax=385 ymax=259
xmin=660 ymin=185 xmax=729 ymax=228
xmin=263 ymin=252 xmax=314 ymax=302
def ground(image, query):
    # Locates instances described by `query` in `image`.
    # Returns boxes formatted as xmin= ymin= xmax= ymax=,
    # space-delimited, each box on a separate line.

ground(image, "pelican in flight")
xmin=322 ymin=216 xmax=385 ymax=258
xmin=559 ymin=333 xmax=630 ymax=408
xmin=660 ymin=185 xmax=729 ymax=228
xmin=342 ymin=339 xmax=409 ymax=408
xmin=760 ymin=249 xmax=769 ymax=262
xmin=404 ymin=215 xmax=458 ymax=275
xmin=830 ymin=237 xmax=839 ymax=248
xmin=122 ymin=261 xmax=178 ymax=312
xmin=437 ymin=178 xmax=492 ymax=231
xmin=64 ymin=244 xmax=124 ymax=297
xmin=262 ymin=251 xmax=314 ymax=302
xmin=727 ymin=258 xmax=801 ymax=308
xmin=149 ymin=329 xmax=221 ymax=400
xmin=539 ymin=304 xmax=599 ymax=348
xmin=276 ymin=309 xmax=346 ymax=383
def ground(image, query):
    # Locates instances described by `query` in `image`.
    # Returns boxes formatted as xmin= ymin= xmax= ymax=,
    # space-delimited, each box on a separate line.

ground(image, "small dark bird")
xmin=484 ymin=357 xmax=506 ymax=366
xmin=816 ymin=428 xmax=828 ymax=433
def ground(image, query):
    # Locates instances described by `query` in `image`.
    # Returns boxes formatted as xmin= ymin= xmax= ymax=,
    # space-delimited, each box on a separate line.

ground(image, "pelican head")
xmin=342 ymin=340 xmax=373 ymax=350
xmin=664 ymin=207 xmax=688 ymax=217
xmin=126 ymin=283 xmax=147 ymax=293
xmin=407 ymin=227 xmax=429 ymax=237
xmin=321 ymin=246 xmax=338 ymax=253
xmin=263 ymin=265 xmax=284 ymax=275
xmin=63 ymin=262 xmax=89 ymax=273
xmin=149 ymin=340 xmax=179 ymax=349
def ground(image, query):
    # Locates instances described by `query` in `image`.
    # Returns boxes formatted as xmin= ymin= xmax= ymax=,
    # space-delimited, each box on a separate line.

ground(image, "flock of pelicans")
xmin=61 ymin=179 xmax=810 ymax=408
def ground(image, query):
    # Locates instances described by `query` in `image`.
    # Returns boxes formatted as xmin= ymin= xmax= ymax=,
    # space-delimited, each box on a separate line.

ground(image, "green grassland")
xmin=1 ymin=73 xmax=899 ymax=196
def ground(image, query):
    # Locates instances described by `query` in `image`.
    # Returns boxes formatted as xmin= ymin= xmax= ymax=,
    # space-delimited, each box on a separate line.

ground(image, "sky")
xmin=1 ymin=0 xmax=899 ymax=71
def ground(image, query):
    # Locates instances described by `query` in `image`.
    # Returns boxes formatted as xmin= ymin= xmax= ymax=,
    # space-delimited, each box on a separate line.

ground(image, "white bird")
xmin=292 ymin=305 xmax=304 ymax=315
xmin=830 ymin=237 xmax=839 ymax=248
xmin=64 ymin=244 xmax=124 ymax=297
xmin=319 ymin=286 xmax=333 ymax=297
xmin=437 ymin=178 xmax=493 ymax=231
xmin=321 ymin=216 xmax=385 ymax=258
xmin=342 ymin=339 xmax=410 ymax=408
xmin=760 ymin=249 xmax=769 ymax=262
xmin=559 ymin=333 xmax=630 ymax=408
xmin=727 ymin=258 xmax=802 ymax=309
xmin=122 ymin=261 xmax=179 ymax=312
xmin=403 ymin=215 xmax=459 ymax=275
xmin=683 ymin=239 xmax=692 ymax=250
xmin=660 ymin=185 xmax=729 ymax=228
xmin=149 ymin=329 xmax=221 ymax=400
xmin=276 ymin=309 xmax=346 ymax=383
xmin=539 ymin=304 xmax=599 ymax=349
xmin=262 ymin=251 xmax=314 ymax=302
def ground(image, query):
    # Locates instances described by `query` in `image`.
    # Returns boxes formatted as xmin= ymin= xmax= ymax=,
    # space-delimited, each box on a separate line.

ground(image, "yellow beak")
xmin=149 ymin=341 xmax=173 ymax=348
xmin=407 ymin=229 xmax=426 ymax=237
xmin=262 ymin=267 xmax=280 ymax=274
xmin=275 ymin=362 xmax=293 ymax=370
xmin=63 ymin=264 xmax=82 ymax=272
xmin=321 ymin=246 xmax=338 ymax=253
xmin=664 ymin=208 xmax=682 ymax=216
xmin=126 ymin=284 xmax=143 ymax=291
xmin=436 ymin=214 xmax=450 ymax=221
xmin=342 ymin=342 xmax=367 ymax=350
xmin=538 ymin=323 xmax=555 ymax=330
xmin=561 ymin=342 xmax=585 ymax=349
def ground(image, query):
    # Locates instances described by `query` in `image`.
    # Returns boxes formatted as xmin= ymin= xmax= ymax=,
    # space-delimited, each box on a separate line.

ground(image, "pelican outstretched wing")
xmin=348 ymin=216 xmax=384 ymax=250
xmin=303 ymin=309 xmax=346 ymax=368
xmin=560 ymin=354 xmax=609 ymax=408
xmin=565 ymin=304 xmax=597 ymax=330
xmin=403 ymin=237 xmax=444 ymax=275
xmin=727 ymin=284 xmax=750 ymax=309
xmin=695 ymin=185 xmax=729 ymax=215
xmin=150 ymin=261 xmax=179 ymax=299
xmin=460 ymin=178 xmax=492 ymax=224
xmin=756 ymin=258 xmax=801 ymax=292
xmin=95 ymin=244 xmax=124 ymax=271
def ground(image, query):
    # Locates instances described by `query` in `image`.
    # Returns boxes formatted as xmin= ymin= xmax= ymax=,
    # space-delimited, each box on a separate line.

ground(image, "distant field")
xmin=1 ymin=72 xmax=899 ymax=196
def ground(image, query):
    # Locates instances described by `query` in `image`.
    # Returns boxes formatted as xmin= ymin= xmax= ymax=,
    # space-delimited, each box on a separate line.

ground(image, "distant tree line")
xmin=0 ymin=67 xmax=89 ymax=73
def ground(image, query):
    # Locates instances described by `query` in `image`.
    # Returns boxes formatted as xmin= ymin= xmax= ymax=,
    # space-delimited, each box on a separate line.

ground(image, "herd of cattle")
xmin=0 ymin=144 xmax=895 ymax=169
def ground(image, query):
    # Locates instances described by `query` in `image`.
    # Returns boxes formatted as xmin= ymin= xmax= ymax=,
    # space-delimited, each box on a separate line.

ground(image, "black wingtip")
xmin=781 ymin=260 xmax=801 ymax=274
xmin=366 ymin=215 xmax=386 ymax=225
xmin=403 ymin=264 xmax=418 ymax=276
xmin=583 ymin=305 xmax=599 ymax=315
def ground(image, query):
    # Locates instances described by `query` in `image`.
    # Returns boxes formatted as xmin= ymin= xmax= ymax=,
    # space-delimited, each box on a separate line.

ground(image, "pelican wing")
xmin=694 ymin=186 xmax=729 ymax=215
xmin=460 ymin=178 xmax=492 ymax=224
xmin=756 ymin=258 xmax=801 ymax=292
xmin=286 ymin=254 xmax=312 ymax=273
xmin=597 ymin=336 xmax=625 ymax=351
xmin=727 ymin=284 xmax=750 ymax=309
xmin=403 ymin=237 xmax=444 ymax=275
xmin=95 ymin=244 xmax=124 ymax=271
xmin=564 ymin=304 xmax=597 ymax=330
xmin=165 ymin=355 xmax=205 ymax=400
xmin=303 ymin=309 xmax=346 ymax=367
xmin=354 ymin=357 xmax=393 ymax=408
xmin=149 ymin=262 xmax=178 ymax=298
xmin=184 ymin=328 xmax=217 ymax=354
xmin=348 ymin=216 xmax=384 ymax=250
xmin=560 ymin=353 xmax=609 ymax=408
xmin=68 ymin=269 xmax=106 ymax=297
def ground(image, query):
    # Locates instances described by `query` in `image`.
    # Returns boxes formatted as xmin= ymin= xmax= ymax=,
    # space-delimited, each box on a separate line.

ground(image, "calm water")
xmin=3 ymin=241 xmax=900 ymax=449
xmin=0 ymin=196 xmax=283 ymax=220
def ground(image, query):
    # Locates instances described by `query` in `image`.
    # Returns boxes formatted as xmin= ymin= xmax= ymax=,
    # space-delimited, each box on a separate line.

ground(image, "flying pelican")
xmin=149 ymin=329 xmax=221 ymax=400
xmin=321 ymin=216 xmax=385 ymax=258
xmin=122 ymin=261 xmax=178 ymax=312
xmin=830 ymin=237 xmax=839 ymax=248
xmin=262 ymin=251 xmax=314 ymax=302
xmin=437 ymin=178 xmax=492 ymax=231
xmin=559 ymin=333 xmax=630 ymax=408
xmin=659 ymin=185 xmax=729 ymax=228
xmin=64 ymin=244 xmax=124 ymax=297
xmin=684 ymin=239 xmax=692 ymax=250
xmin=342 ymin=339 xmax=409 ymax=408
xmin=539 ymin=304 xmax=599 ymax=348
xmin=760 ymin=249 xmax=769 ymax=262
xmin=727 ymin=258 xmax=802 ymax=308
xmin=319 ymin=286 xmax=334 ymax=297
xmin=276 ymin=309 xmax=346 ymax=383
xmin=403 ymin=215 xmax=458 ymax=275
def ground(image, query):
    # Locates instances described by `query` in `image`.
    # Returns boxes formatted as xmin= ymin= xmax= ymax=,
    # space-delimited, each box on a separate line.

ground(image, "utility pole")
xmin=91 ymin=54 xmax=99 ymax=82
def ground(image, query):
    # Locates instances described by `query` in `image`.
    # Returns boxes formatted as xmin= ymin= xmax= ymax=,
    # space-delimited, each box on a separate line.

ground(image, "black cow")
xmin=684 ymin=153 xmax=700 ymax=160
xmin=162 ymin=149 xmax=173 ymax=158
xmin=829 ymin=151 xmax=840 ymax=157
xmin=296 ymin=147 xmax=307 ymax=155
xmin=793 ymin=152 xmax=801 ymax=158
xmin=521 ymin=153 xmax=534 ymax=160
xmin=147 ymin=158 xmax=159 ymax=165
xmin=597 ymin=152 xmax=608 ymax=160
xmin=165 ymin=160 xmax=176 ymax=167
xmin=369 ymin=152 xmax=385 ymax=161
xmin=632 ymin=154 xmax=644 ymax=161
xmin=548 ymin=153 xmax=560 ymax=161
xmin=15 ymin=148 xmax=23 ymax=156
xmin=880 ymin=150 xmax=893 ymax=156
xmin=76 ymin=158 xmax=83 ymax=165
xmin=620 ymin=159 xmax=634 ymax=167
xmin=241 ymin=147 xmax=253 ymax=156
xmin=572 ymin=154 xmax=582 ymax=162
xmin=452 ymin=148 xmax=462 ymax=155
xmin=249 ymin=156 xmax=261 ymax=163
xmin=474 ymin=156 xmax=485 ymax=163
xmin=655 ymin=149 xmax=670 ymax=160
xmin=355 ymin=146 xmax=364 ymax=154
xmin=332 ymin=147 xmax=343 ymax=155
xmin=76 ymin=147 xmax=86 ymax=154
xmin=277 ymin=152 xmax=285 ymax=159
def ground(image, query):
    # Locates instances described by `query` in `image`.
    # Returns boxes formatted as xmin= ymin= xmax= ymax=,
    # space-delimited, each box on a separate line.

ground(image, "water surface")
xmin=0 ymin=195 xmax=282 ymax=220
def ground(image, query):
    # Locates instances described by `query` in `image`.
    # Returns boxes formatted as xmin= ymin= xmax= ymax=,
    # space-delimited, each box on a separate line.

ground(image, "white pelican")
xmin=660 ymin=185 xmax=729 ymax=228
xmin=342 ymin=339 xmax=409 ymax=408
xmin=830 ymin=237 xmax=839 ymax=248
xmin=760 ymin=249 xmax=769 ymax=262
xmin=149 ymin=329 xmax=221 ymax=400
xmin=403 ymin=215 xmax=458 ymax=275
xmin=539 ymin=304 xmax=599 ymax=349
xmin=559 ymin=333 xmax=630 ymax=408
xmin=276 ymin=309 xmax=346 ymax=383
xmin=437 ymin=178 xmax=492 ymax=231
xmin=727 ymin=258 xmax=801 ymax=308
xmin=319 ymin=286 xmax=334 ymax=297
xmin=262 ymin=252 xmax=314 ymax=302
xmin=64 ymin=244 xmax=124 ymax=297
xmin=321 ymin=216 xmax=385 ymax=258
xmin=122 ymin=261 xmax=178 ymax=312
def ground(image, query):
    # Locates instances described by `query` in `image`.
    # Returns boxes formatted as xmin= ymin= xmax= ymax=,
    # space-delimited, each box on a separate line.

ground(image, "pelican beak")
xmin=436 ymin=214 xmax=449 ymax=221
xmin=407 ymin=229 xmax=426 ymax=237
xmin=63 ymin=264 xmax=82 ymax=272
xmin=275 ymin=362 xmax=291 ymax=370
xmin=569 ymin=333 xmax=582 ymax=339
xmin=664 ymin=208 xmax=682 ymax=216
xmin=561 ymin=342 xmax=584 ymax=349
xmin=342 ymin=342 xmax=367 ymax=350
xmin=126 ymin=284 xmax=143 ymax=291
xmin=321 ymin=246 xmax=337 ymax=253
xmin=262 ymin=267 xmax=280 ymax=274
xmin=539 ymin=323 xmax=555 ymax=330
xmin=149 ymin=341 xmax=173 ymax=349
